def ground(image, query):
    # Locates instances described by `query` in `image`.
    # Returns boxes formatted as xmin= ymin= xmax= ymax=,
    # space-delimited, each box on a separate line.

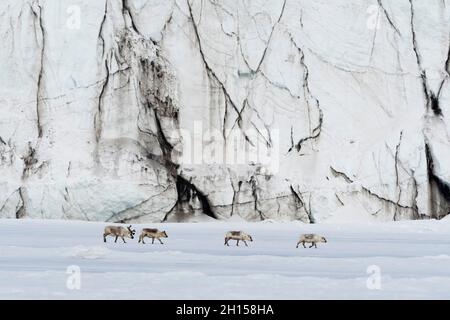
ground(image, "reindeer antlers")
xmin=127 ymin=225 xmax=136 ymax=234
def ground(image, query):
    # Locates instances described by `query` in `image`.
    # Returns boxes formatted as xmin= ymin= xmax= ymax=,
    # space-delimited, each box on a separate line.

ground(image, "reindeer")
xmin=224 ymin=231 xmax=253 ymax=247
xmin=103 ymin=225 xmax=136 ymax=243
xmin=296 ymin=234 xmax=327 ymax=248
xmin=138 ymin=228 xmax=168 ymax=244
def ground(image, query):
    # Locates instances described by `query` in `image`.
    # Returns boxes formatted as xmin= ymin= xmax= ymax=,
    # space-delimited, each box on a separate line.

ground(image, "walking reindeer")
xmin=103 ymin=225 xmax=136 ymax=243
xmin=296 ymin=234 xmax=327 ymax=248
xmin=224 ymin=231 xmax=253 ymax=247
xmin=138 ymin=228 xmax=168 ymax=244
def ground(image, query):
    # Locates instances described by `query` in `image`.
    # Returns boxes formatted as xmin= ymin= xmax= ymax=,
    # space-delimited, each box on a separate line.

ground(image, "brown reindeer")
xmin=103 ymin=225 xmax=136 ymax=243
xmin=224 ymin=231 xmax=253 ymax=246
xmin=138 ymin=228 xmax=168 ymax=244
xmin=296 ymin=234 xmax=327 ymax=248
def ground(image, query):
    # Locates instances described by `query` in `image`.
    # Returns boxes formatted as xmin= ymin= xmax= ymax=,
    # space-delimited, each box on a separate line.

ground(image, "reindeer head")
xmin=246 ymin=234 xmax=253 ymax=242
xmin=127 ymin=225 xmax=136 ymax=239
xmin=162 ymin=231 xmax=168 ymax=238
xmin=321 ymin=236 xmax=327 ymax=243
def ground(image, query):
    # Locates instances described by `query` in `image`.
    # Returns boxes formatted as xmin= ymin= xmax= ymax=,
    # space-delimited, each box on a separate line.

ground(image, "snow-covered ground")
xmin=1 ymin=218 xmax=450 ymax=299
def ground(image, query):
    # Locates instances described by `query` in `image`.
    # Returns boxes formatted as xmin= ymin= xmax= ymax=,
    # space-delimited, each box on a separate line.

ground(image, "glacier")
xmin=0 ymin=0 xmax=449 ymax=222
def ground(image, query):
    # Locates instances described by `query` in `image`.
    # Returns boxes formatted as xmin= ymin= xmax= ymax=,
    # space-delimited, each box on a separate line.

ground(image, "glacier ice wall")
xmin=0 ymin=0 xmax=449 ymax=223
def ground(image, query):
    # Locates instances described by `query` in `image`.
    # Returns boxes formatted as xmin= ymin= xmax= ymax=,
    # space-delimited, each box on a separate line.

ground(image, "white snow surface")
xmin=2 ymin=218 xmax=450 ymax=299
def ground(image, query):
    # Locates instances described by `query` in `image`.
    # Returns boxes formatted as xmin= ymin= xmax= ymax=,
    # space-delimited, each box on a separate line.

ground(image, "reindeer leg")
xmin=225 ymin=238 xmax=230 ymax=246
xmin=158 ymin=238 xmax=164 ymax=244
xmin=142 ymin=236 xmax=145 ymax=244
xmin=314 ymin=243 xmax=317 ymax=249
xmin=244 ymin=240 xmax=248 ymax=247
xmin=122 ymin=236 xmax=126 ymax=243
xmin=236 ymin=240 xmax=239 ymax=246
xmin=152 ymin=237 xmax=155 ymax=244
xmin=114 ymin=235 xmax=118 ymax=243
xmin=309 ymin=243 xmax=314 ymax=248
xmin=103 ymin=234 xmax=107 ymax=243
xmin=296 ymin=242 xmax=299 ymax=248
xmin=302 ymin=242 xmax=306 ymax=248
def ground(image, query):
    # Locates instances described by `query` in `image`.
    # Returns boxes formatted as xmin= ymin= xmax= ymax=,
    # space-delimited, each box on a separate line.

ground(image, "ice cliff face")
xmin=0 ymin=0 xmax=449 ymax=223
